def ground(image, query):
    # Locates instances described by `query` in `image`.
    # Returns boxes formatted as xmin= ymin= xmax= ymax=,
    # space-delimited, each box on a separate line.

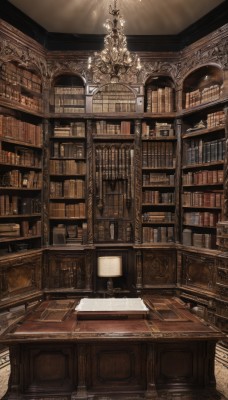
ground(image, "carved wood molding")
xmin=178 ymin=36 xmax=228 ymax=82
xmin=46 ymin=60 xmax=88 ymax=86
xmin=0 ymin=38 xmax=47 ymax=78
xmin=141 ymin=60 xmax=180 ymax=84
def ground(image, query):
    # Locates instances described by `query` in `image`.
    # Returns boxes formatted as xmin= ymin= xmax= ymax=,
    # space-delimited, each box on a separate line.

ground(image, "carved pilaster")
xmin=174 ymin=118 xmax=182 ymax=244
xmin=7 ymin=345 xmax=22 ymax=399
xmin=71 ymin=344 xmax=88 ymax=400
xmin=42 ymin=119 xmax=50 ymax=246
xmin=86 ymin=120 xmax=94 ymax=244
xmin=136 ymin=250 xmax=143 ymax=290
xmin=223 ymin=106 xmax=228 ymax=219
xmin=85 ymin=250 xmax=93 ymax=290
xmin=134 ymin=119 xmax=142 ymax=244
xmin=145 ymin=343 xmax=158 ymax=399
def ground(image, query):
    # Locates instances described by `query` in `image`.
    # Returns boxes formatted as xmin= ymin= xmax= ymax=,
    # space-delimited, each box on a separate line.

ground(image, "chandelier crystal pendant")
xmin=88 ymin=0 xmax=142 ymax=83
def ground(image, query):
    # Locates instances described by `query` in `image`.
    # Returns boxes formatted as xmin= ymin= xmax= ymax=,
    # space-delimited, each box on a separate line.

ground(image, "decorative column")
xmin=145 ymin=343 xmax=158 ymax=399
xmin=134 ymin=119 xmax=142 ymax=244
xmin=71 ymin=345 xmax=88 ymax=400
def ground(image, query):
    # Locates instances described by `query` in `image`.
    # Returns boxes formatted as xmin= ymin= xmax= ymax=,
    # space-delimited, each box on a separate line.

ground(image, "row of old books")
xmin=142 ymin=122 xmax=174 ymax=137
xmin=146 ymin=87 xmax=174 ymax=113
xmin=98 ymin=83 xmax=133 ymax=93
xmin=207 ymin=111 xmax=225 ymax=128
xmin=54 ymin=87 xmax=85 ymax=113
xmin=50 ymin=160 xmax=86 ymax=175
xmin=142 ymin=191 xmax=174 ymax=204
xmin=182 ymin=229 xmax=215 ymax=249
xmin=142 ymin=211 xmax=174 ymax=223
xmin=1 ymin=62 xmax=42 ymax=93
xmin=0 ymin=148 xmax=41 ymax=168
xmin=52 ymin=142 xmax=85 ymax=158
xmin=95 ymin=220 xmax=133 ymax=243
xmin=0 ymin=115 xmax=42 ymax=146
xmin=142 ymin=226 xmax=174 ymax=243
xmin=94 ymin=120 xmax=132 ymax=135
xmin=143 ymin=172 xmax=175 ymax=186
xmin=54 ymin=87 xmax=84 ymax=95
xmin=50 ymin=179 xmax=85 ymax=198
xmin=185 ymin=84 xmax=221 ymax=108
xmin=54 ymin=106 xmax=85 ymax=114
xmin=0 ymin=170 xmax=42 ymax=189
xmin=53 ymin=122 xmax=85 ymax=137
xmin=20 ymin=220 xmax=42 ymax=237
xmin=0 ymin=195 xmax=41 ymax=216
xmin=49 ymin=202 xmax=86 ymax=218
xmin=0 ymin=81 xmax=43 ymax=112
xmin=182 ymin=169 xmax=224 ymax=185
xmin=182 ymin=191 xmax=223 ymax=207
xmin=92 ymin=100 xmax=135 ymax=113
xmin=142 ymin=141 xmax=176 ymax=168
xmin=55 ymin=99 xmax=85 ymax=114
xmin=184 ymin=211 xmax=221 ymax=227
xmin=1 ymin=220 xmax=42 ymax=238
xmin=52 ymin=224 xmax=85 ymax=245
xmin=185 ymin=138 xmax=225 ymax=165
xmin=96 ymin=145 xmax=133 ymax=181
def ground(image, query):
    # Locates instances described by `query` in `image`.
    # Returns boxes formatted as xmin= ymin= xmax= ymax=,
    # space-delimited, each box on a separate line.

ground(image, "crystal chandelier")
xmin=88 ymin=0 xmax=142 ymax=83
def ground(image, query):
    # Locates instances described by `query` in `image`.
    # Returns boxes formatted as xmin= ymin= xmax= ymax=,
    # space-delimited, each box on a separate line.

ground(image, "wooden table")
xmin=0 ymin=296 xmax=225 ymax=400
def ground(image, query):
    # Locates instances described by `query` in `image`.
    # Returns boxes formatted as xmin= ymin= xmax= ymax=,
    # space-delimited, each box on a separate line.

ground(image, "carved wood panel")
xmin=0 ymin=253 xmax=42 ymax=303
xmin=89 ymin=343 xmax=146 ymax=392
xmin=22 ymin=344 xmax=76 ymax=394
xmin=142 ymin=250 xmax=176 ymax=287
xmin=155 ymin=342 xmax=199 ymax=388
xmin=182 ymin=253 xmax=216 ymax=293
xmin=45 ymin=252 xmax=92 ymax=291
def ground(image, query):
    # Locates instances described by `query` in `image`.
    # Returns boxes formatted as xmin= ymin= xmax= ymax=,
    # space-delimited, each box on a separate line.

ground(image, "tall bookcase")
xmin=181 ymin=66 xmax=225 ymax=250
xmin=0 ymin=18 xmax=227 ymax=337
xmin=0 ymin=60 xmax=43 ymax=318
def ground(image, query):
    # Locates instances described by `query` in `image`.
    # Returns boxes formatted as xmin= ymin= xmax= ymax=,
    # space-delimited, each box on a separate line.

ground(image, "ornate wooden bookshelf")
xmin=0 ymin=19 xmax=227 ymax=390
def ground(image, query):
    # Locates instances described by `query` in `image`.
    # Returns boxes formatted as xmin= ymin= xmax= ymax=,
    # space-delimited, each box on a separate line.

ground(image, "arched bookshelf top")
xmin=145 ymin=75 xmax=176 ymax=113
xmin=92 ymin=83 xmax=136 ymax=113
xmin=50 ymin=74 xmax=85 ymax=114
xmin=182 ymin=65 xmax=223 ymax=110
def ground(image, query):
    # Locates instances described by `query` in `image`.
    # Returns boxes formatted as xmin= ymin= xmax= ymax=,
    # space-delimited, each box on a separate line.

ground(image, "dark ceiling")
xmin=1 ymin=0 xmax=227 ymax=52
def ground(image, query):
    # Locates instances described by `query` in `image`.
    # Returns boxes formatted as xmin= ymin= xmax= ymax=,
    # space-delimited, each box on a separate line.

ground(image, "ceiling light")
xmin=88 ymin=0 xmax=142 ymax=83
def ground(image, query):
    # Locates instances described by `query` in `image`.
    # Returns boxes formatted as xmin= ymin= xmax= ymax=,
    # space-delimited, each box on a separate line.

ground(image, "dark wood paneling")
xmin=90 ymin=343 xmax=146 ymax=392
xmin=142 ymin=250 xmax=176 ymax=288
xmin=0 ymin=251 xmax=42 ymax=307
xmin=23 ymin=344 xmax=76 ymax=393
xmin=181 ymin=252 xmax=216 ymax=294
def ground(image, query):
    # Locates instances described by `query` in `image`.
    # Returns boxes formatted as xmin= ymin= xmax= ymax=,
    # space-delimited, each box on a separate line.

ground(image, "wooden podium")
xmin=0 ymin=296 xmax=225 ymax=400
